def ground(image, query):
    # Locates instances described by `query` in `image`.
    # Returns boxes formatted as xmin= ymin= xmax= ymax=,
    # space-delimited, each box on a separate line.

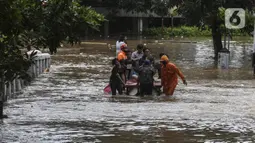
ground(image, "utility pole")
xmin=0 ymin=71 xmax=7 ymax=119
xmin=253 ymin=16 xmax=255 ymax=75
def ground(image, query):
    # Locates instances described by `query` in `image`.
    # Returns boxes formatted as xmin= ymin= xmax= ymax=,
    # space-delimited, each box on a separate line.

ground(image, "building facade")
xmin=82 ymin=0 xmax=184 ymax=39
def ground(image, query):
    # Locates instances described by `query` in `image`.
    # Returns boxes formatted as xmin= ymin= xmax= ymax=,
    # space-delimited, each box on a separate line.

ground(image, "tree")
xmin=174 ymin=0 xmax=255 ymax=59
xmin=0 ymin=0 xmax=32 ymax=83
xmin=168 ymin=6 xmax=178 ymax=28
xmin=103 ymin=0 xmax=254 ymax=60
xmin=0 ymin=0 xmax=105 ymax=84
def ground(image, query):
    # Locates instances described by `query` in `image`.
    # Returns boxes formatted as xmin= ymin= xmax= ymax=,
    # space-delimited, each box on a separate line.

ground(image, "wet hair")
xmin=111 ymin=58 xmax=117 ymax=65
xmin=137 ymin=44 xmax=144 ymax=50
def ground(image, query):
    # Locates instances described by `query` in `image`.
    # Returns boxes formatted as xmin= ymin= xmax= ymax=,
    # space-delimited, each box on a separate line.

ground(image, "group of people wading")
xmin=109 ymin=35 xmax=188 ymax=96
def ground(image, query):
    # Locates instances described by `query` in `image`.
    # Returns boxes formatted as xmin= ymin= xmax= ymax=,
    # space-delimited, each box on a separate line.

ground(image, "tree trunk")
xmin=0 ymin=72 xmax=4 ymax=119
xmin=171 ymin=16 xmax=174 ymax=27
xmin=161 ymin=17 xmax=164 ymax=37
xmin=161 ymin=17 xmax=164 ymax=28
xmin=212 ymin=16 xmax=223 ymax=61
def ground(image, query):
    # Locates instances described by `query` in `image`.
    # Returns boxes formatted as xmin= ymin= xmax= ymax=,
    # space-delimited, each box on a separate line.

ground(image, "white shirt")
xmin=27 ymin=50 xmax=42 ymax=59
xmin=116 ymin=41 xmax=125 ymax=56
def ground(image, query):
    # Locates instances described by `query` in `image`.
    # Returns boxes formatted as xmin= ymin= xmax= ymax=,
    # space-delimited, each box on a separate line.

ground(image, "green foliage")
xmin=103 ymin=0 xmax=177 ymax=17
xmin=0 ymin=37 xmax=33 ymax=83
xmin=144 ymin=26 xmax=211 ymax=38
xmin=175 ymin=0 xmax=254 ymax=33
xmin=143 ymin=26 xmax=251 ymax=38
xmin=0 ymin=0 xmax=105 ymax=83
xmin=169 ymin=6 xmax=178 ymax=17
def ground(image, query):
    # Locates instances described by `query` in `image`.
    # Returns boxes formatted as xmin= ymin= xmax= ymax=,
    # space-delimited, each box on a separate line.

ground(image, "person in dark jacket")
xmin=110 ymin=58 xmax=124 ymax=95
xmin=139 ymin=47 xmax=155 ymax=67
xmin=137 ymin=60 xmax=156 ymax=96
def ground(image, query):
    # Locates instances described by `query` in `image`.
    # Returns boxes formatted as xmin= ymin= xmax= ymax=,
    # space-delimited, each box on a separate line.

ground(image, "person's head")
xmin=112 ymin=58 xmax=117 ymax=65
xmin=131 ymin=74 xmax=138 ymax=80
xmin=160 ymin=55 xmax=169 ymax=66
xmin=126 ymin=50 xmax=132 ymax=59
xmin=111 ymin=58 xmax=120 ymax=67
xmin=119 ymin=35 xmax=125 ymax=42
xmin=120 ymin=44 xmax=128 ymax=52
xmin=137 ymin=44 xmax=144 ymax=53
xmin=143 ymin=47 xmax=150 ymax=57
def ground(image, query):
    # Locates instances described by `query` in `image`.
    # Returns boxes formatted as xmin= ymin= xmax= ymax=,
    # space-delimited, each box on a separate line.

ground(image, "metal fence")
xmin=1 ymin=53 xmax=51 ymax=102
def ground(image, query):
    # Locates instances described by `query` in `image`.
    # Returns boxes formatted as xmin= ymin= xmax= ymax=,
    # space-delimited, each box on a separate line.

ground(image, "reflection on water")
xmin=1 ymin=40 xmax=255 ymax=143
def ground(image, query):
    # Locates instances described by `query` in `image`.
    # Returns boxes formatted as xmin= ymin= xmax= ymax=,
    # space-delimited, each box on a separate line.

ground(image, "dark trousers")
xmin=140 ymin=83 xmax=153 ymax=96
xmin=110 ymin=81 xmax=123 ymax=95
xmin=126 ymin=69 xmax=132 ymax=80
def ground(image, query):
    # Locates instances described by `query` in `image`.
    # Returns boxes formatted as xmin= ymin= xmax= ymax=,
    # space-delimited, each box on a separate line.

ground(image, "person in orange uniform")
xmin=160 ymin=55 xmax=187 ymax=96
xmin=117 ymin=44 xmax=128 ymax=61
xmin=117 ymin=44 xmax=128 ymax=87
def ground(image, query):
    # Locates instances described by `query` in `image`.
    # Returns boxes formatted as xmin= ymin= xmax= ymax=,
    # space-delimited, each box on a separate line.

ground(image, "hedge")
xmin=143 ymin=26 xmax=249 ymax=38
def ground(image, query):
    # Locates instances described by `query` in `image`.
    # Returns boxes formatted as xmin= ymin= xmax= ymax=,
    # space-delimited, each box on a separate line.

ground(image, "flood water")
xmin=1 ymin=39 xmax=255 ymax=143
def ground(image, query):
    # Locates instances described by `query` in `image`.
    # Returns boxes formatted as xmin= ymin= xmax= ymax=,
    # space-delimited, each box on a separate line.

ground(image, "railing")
xmin=1 ymin=53 xmax=51 ymax=102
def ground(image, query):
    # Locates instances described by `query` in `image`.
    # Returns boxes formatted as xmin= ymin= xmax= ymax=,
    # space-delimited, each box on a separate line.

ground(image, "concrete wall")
xmin=1 ymin=53 xmax=51 ymax=102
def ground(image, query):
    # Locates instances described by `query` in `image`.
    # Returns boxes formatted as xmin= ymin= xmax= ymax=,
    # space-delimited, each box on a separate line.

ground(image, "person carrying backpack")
xmin=137 ymin=60 xmax=156 ymax=96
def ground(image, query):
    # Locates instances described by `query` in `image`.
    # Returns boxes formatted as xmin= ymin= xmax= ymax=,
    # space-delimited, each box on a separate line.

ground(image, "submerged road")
xmin=1 ymin=40 xmax=255 ymax=143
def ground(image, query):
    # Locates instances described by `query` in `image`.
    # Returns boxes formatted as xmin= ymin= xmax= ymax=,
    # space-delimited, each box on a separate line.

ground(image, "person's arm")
xmin=151 ymin=67 xmax=156 ymax=76
xmin=131 ymin=52 xmax=141 ymax=61
xmin=131 ymin=52 xmax=136 ymax=60
xmin=110 ymin=66 xmax=117 ymax=83
xmin=149 ymin=56 xmax=155 ymax=65
xmin=172 ymin=64 xmax=187 ymax=85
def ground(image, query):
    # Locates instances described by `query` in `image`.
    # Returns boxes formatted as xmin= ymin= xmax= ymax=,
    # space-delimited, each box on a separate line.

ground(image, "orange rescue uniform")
xmin=117 ymin=51 xmax=127 ymax=61
xmin=161 ymin=56 xmax=185 ymax=96
xmin=117 ymin=50 xmax=127 ymax=85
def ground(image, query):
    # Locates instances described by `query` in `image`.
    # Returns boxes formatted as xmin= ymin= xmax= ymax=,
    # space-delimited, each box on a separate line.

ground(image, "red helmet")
xmin=120 ymin=43 xmax=127 ymax=50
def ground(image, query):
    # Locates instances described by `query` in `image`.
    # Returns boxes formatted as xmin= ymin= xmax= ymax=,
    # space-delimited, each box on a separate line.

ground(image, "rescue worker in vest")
xmin=136 ymin=60 xmax=155 ymax=96
xmin=160 ymin=55 xmax=187 ymax=96
xmin=117 ymin=44 xmax=128 ymax=87
xmin=116 ymin=35 xmax=126 ymax=56
xmin=156 ymin=53 xmax=170 ymax=79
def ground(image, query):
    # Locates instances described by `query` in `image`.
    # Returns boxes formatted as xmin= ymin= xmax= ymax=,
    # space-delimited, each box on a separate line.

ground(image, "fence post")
xmin=36 ymin=59 xmax=40 ymax=77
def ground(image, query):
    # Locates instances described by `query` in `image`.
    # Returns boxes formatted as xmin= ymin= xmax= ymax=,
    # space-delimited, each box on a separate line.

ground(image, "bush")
xmin=143 ymin=26 xmax=248 ymax=38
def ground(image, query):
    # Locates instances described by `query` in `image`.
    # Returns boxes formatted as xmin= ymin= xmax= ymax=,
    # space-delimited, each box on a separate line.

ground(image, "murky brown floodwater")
xmin=1 ymin=39 xmax=255 ymax=143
